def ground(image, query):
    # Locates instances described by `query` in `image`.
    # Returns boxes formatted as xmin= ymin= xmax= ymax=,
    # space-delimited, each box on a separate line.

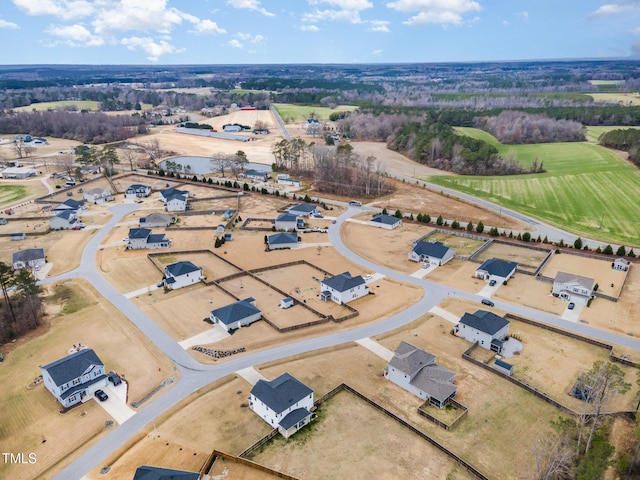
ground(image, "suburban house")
xmin=369 ymin=214 xmax=403 ymax=230
xmin=613 ymin=258 xmax=631 ymax=272
xmin=408 ymin=240 xmax=456 ymax=266
xmin=125 ymin=184 xmax=152 ymax=199
xmin=133 ymin=466 xmax=199 ymax=480
xmin=52 ymin=198 xmax=86 ymax=213
xmin=239 ymin=169 xmax=269 ymax=182
xmin=277 ymin=174 xmax=302 ymax=187
xmin=49 ymin=210 xmax=79 ymax=230
xmin=165 ymin=193 xmax=188 ymax=212
xmin=384 ymin=341 xmax=457 ymax=408
xmin=455 ymin=310 xmax=510 ymax=353
xmin=161 ymin=261 xmax=204 ymax=290
xmin=552 ymin=271 xmax=595 ymax=304
xmin=267 ymin=232 xmax=299 ymax=250
xmin=158 ymin=188 xmax=189 ymax=203
xmin=249 ymin=373 xmax=314 ymax=438
xmin=40 ymin=349 xmax=108 ymax=408
xmin=274 ymin=213 xmax=303 ymax=232
xmin=320 ymin=271 xmax=368 ymax=304
xmin=139 ymin=213 xmax=175 ymax=228
xmin=12 ymin=248 xmax=45 ymax=270
xmin=126 ymin=228 xmax=171 ymax=250
xmin=475 ymin=258 xmax=518 ymax=283
xmin=209 ymin=298 xmax=261 ymax=332
xmin=288 ymin=203 xmax=320 ymax=217
xmin=82 ymin=187 xmax=113 ymax=204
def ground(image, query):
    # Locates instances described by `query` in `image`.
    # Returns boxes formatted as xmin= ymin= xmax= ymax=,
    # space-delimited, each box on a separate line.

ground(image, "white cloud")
xmin=517 ymin=11 xmax=529 ymax=21
xmin=589 ymin=3 xmax=638 ymax=18
xmin=368 ymin=20 xmax=390 ymax=32
xmin=299 ymin=24 xmax=319 ymax=31
xmin=0 ymin=19 xmax=19 ymax=29
xmin=228 ymin=0 xmax=274 ymax=17
xmin=45 ymin=24 xmax=104 ymax=46
xmin=303 ymin=0 xmax=373 ymax=26
xmin=386 ymin=0 xmax=481 ymax=26
xmin=120 ymin=36 xmax=184 ymax=62
xmin=371 ymin=49 xmax=383 ymax=56
xmin=228 ymin=39 xmax=243 ymax=48
xmin=227 ymin=32 xmax=265 ymax=49
xmin=13 ymin=0 xmax=94 ymax=19
xmin=193 ymin=19 xmax=226 ymax=35
xmin=309 ymin=0 xmax=372 ymax=8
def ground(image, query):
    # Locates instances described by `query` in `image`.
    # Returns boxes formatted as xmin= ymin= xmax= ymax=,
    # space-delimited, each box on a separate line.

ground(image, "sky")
xmin=1 ymin=0 xmax=640 ymax=64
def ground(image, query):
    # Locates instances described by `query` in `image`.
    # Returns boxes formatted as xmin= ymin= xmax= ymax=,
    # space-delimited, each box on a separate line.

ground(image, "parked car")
xmin=313 ymin=212 xmax=324 ymax=218
xmin=348 ymin=200 xmax=362 ymax=207
xmin=108 ymin=371 xmax=122 ymax=386
xmin=481 ymin=299 xmax=495 ymax=307
xmin=71 ymin=225 xmax=82 ymax=230
xmin=568 ymin=302 xmax=575 ymax=310
xmin=364 ymin=274 xmax=373 ymax=281
xmin=422 ymin=263 xmax=430 ymax=269
xmin=95 ymin=389 xmax=109 ymax=402
xmin=489 ymin=279 xmax=497 ymax=286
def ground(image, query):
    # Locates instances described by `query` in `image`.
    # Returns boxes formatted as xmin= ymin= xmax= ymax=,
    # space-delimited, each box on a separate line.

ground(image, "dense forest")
xmin=475 ymin=111 xmax=585 ymax=144
xmin=598 ymin=128 xmax=640 ymax=164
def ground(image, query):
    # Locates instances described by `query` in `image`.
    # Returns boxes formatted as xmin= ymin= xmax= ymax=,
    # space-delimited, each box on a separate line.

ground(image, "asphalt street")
xmin=50 ymin=200 xmax=640 ymax=480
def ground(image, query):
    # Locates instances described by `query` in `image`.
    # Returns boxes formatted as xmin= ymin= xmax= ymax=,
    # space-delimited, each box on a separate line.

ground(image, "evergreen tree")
xmin=466 ymin=221 xmax=473 ymax=231
xmin=436 ymin=214 xmax=443 ymax=225
xmin=574 ymin=237 xmax=583 ymax=250
xmin=616 ymin=245 xmax=626 ymax=256
xmin=603 ymin=245 xmax=614 ymax=255
xmin=475 ymin=221 xmax=484 ymax=233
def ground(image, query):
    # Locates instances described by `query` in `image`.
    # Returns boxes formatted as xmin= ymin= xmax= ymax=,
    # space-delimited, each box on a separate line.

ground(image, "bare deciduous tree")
xmin=531 ymin=433 xmax=575 ymax=480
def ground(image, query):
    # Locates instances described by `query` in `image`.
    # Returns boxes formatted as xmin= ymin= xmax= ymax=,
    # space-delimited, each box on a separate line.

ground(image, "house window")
xmin=73 ymin=378 xmax=80 ymax=385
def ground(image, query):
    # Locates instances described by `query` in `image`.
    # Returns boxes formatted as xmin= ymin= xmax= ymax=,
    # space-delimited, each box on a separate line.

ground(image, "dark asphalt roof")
xmin=321 ymin=271 xmax=365 ymax=292
xmin=210 ymin=298 xmax=260 ymax=326
xmin=268 ymin=233 xmax=298 ymax=245
xmin=371 ymin=214 xmax=401 ymax=225
xmin=412 ymin=240 xmax=451 ymax=259
xmin=127 ymin=184 xmax=149 ymax=191
xmin=165 ymin=261 xmax=201 ymax=277
xmin=276 ymin=213 xmax=298 ymax=222
xmin=476 ymin=258 xmax=518 ymax=278
xmin=41 ymin=349 xmax=104 ymax=386
xmin=12 ymin=248 xmax=45 ymax=264
xmin=289 ymin=203 xmax=317 ymax=214
xmin=459 ymin=310 xmax=510 ymax=335
xmin=129 ymin=228 xmax=151 ymax=239
xmin=148 ymin=234 xmax=169 ymax=244
xmin=133 ymin=465 xmax=199 ymax=480
xmin=279 ymin=407 xmax=312 ymax=430
xmin=250 ymin=373 xmax=313 ymax=414
xmin=54 ymin=210 xmax=76 ymax=220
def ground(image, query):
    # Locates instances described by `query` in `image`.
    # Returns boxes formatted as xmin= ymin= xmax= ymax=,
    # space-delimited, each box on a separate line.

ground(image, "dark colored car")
xmin=481 ymin=299 xmax=495 ymax=307
xmin=489 ymin=279 xmax=497 ymax=286
xmin=108 ymin=371 xmax=122 ymax=386
xmin=95 ymin=389 xmax=109 ymax=402
xmin=568 ymin=302 xmax=575 ymax=310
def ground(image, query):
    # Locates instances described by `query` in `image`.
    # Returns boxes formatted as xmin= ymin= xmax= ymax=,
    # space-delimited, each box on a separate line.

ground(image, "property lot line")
xmin=124 ymin=283 xmax=159 ymax=299
xmin=355 ymin=337 xmax=394 ymax=362
xmin=178 ymin=326 xmax=230 ymax=350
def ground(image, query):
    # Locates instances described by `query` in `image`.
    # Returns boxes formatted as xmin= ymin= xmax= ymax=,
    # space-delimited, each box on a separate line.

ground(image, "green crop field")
xmin=427 ymin=128 xmax=640 ymax=245
xmin=14 ymin=100 xmax=100 ymax=111
xmin=273 ymin=103 xmax=358 ymax=122
xmin=585 ymin=125 xmax=640 ymax=143
xmin=0 ymin=185 xmax=30 ymax=208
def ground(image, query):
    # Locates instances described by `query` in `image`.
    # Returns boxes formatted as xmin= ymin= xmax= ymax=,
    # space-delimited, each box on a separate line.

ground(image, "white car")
xmin=422 ymin=263 xmax=430 ymax=269
xmin=364 ymin=274 xmax=373 ymax=281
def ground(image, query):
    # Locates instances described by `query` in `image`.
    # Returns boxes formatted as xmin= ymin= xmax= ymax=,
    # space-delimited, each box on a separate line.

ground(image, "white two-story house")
xmin=455 ymin=310 xmax=510 ymax=353
xmin=41 ymin=349 xmax=108 ymax=408
xmin=320 ymin=271 xmax=368 ymax=305
xmin=249 ymin=373 xmax=314 ymax=438
xmin=552 ymin=271 xmax=595 ymax=304
xmin=161 ymin=261 xmax=203 ymax=290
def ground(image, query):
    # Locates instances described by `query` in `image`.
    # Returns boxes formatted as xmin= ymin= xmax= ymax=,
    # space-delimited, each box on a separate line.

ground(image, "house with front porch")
xmin=161 ymin=261 xmax=203 ymax=290
xmin=408 ymin=240 xmax=455 ymax=266
xmin=288 ymin=203 xmax=319 ymax=217
xmin=475 ymin=258 xmax=518 ymax=284
xmin=209 ymin=298 xmax=262 ymax=332
xmin=41 ymin=349 xmax=108 ymax=408
xmin=12 ymin=248 xmax=45 ymax=270
xmin=125 ymin=184 xmax=152 ymax=199
xmin=320 ymin=271 xmax=368 ymax=305
xmin=455 ymin=310 xmax=510 ymax=353
xmin=82 ymin=187 xmax=113 ymax=204
xmin=49 ymin=210 xmax=79 ymax=230
xmin=249 ymin=373 xmax=314 ymax=438
xmin=552 ymin=271 xmax=595 ymax=304
xmin=126 ymin=228 xmax=171 ymax=250
xmin=384 ymin=341 xmax=457 ymax=408
xmin=274 ymin=213 xmax=303 ymax=232
xmin=267 ymin=232 xmax=299 ymax=250
xmin=52 ymin=198 xmax=86 ymax=213
xmin=369 ymin=214 xmax=402 ymax=230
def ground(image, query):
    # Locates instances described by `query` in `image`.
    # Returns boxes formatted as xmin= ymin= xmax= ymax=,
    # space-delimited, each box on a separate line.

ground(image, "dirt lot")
xmin=0 ymin=279 xmax=173 ymax=480
xmin=493 ymin=275 xmax=565 ymax=316
xmin=0 ymin=136 xmax=81 ymax=162
xmin=541 ymin=252 xmax=628 ymax=298
xmin=475 ymin=241 xmax=551 ymax=272
xmin=426 ymin=231 xmax=486 ymax=257
xmin=423 ymin=259 xmax=487 ymax=292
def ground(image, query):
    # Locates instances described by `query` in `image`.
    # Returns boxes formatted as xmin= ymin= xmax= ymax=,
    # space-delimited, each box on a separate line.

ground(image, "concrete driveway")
xmin=98 ymin=384 xmax=136 ymax=425
xmin=561 ymin=303 xmax=583 ymax=322
xmin=478 ymin=282 xmax=500 ymax=298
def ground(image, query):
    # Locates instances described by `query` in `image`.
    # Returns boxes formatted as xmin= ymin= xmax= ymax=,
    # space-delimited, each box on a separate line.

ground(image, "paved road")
xmin=52 ymin=202 xmax=640 ymax=480
xmin=270 ymin=106 xmax=291 ymax=140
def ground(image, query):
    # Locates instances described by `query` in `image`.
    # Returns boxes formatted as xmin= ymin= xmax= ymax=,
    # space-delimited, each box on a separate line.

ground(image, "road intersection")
xmin=50 ymin=199 xmax=640 ymax=480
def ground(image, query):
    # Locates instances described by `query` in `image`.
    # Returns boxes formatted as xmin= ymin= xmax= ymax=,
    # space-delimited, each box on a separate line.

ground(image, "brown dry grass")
xmin=0 ymin=279 xmax=173 ymax=480
xmin=424 ymin=259 xmax=486 ymax=292
xmin=426 ymin=231 xmax=486 ymax=257
xmin=475 ymin=241 xmax=551 ymax=272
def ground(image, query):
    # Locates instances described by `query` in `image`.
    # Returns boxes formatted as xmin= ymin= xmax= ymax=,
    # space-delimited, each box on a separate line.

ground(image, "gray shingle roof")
xmin=268 ymin=233 xmax=298 ymax=245
xmin=160 ymin=187 xmax=188 ymax=199
xmin=210 ymin=298 xmax=260 ymax=326
xmin=459 ymin=310 xmax=509 ymax=335
xmin=412 ymin=241 xmax=450 ymax=259
xmin=55 ymin=210 xmax=76 ymax=220
xmin=554 ymin=271 xmax=595 ymax=290
xmin=389 ymin=341 xmax=435 ymax=376
xmin=321 ymin=271 xmax=365 ymax=292
xmin=12 ymin=248 xmax=45 ymax=264
xmin=289 ymin=203 xmax=317 ymax=214
xmin=133 ymin=466 xmax=200 ymax=480
xmin=127 ymin=184 xmax=149 ymax=192
xmin=129 ymin=228 xmax=151 ymax=239
xmin=147 ymin=233 xmax=169 ymax=244
xmin=165 ymin=261 xmax=200 ymax=277
xmin=250 ymin=373 xmax=313 ymax=414
xmin=41 ymin=349 xmax=104 ymax=386
xmin=140 ymin=213 xmax=173 ymax=226
xmin=476 ymin=258 xmax=518 ymax=278
xmin=276 ymin=213 xmax=298 ymax=223
xmin=279 ymin=407 xmax=312 ymax=430
xmin=371 ymin=214 xmax=401 ymax=225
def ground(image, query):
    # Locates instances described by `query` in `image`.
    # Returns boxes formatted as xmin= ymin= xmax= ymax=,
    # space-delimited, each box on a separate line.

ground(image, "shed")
xmin=10 ymin=233 xmax=26 ymax=241
xmin=280 ymin=297 xmax=294 ymax=309
xmin=493 ymin=359 xmax=514 ymax=376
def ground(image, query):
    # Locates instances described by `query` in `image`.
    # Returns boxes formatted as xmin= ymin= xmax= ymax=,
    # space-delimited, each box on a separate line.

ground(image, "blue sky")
xmin=1 ymin=0 xmax=640 ymax=64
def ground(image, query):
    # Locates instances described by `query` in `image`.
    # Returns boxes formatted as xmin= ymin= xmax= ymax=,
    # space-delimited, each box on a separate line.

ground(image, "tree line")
xmin=598 ymin=128 xmax=640 ymax=165
xmin=0 ymin=264 xmax=43 ymax=344
xmin=475 ymin=110 xmax=585 ymax=144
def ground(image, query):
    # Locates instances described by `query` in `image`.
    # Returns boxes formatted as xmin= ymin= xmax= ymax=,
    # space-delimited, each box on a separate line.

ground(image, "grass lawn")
xmin=14 ymin=100 xmax=100 ymax=111
xmin=588 ymin=93 xmax=640 ymax=105
xmin=429 ymin=128 xmax=640 ymax=245
xmin=273 ymin=103 xmax=357 ymax=122
xmin=0 ymin=184 xmax=32 ymax=207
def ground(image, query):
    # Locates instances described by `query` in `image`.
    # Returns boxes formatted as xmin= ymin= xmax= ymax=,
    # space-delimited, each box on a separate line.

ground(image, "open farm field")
xmin=0 ymin=279 xmax=173 ymax=480
xmin=433 ymin=128 xmax=640 ymax=245
xmin=588 ymin=93 xmax=640 ymax=105
xmin=273 ymin=103 xmax=357 ymax=122
xmin=585 ymin=125 xmax=640 ymax=143
xmin=14 ymin=100 xmax=101 ymax=111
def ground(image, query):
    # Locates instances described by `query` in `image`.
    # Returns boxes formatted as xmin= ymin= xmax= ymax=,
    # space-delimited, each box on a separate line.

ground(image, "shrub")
xmin=475 ymin=221 xmax=484 ymax=233
xmin=603 ymin=244 xmax=614 ymax=255
xmin=466 ymin=221 xmax=473 ymax=231
xmin=436 ymin=215 xmax=443 ymax=226
xmin=522 ymin=232 xmax=531 ymax=242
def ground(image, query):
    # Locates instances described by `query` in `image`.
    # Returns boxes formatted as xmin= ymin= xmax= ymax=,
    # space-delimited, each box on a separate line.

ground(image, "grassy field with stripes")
xmin=426 ymin=128 xmax=640 ymax=245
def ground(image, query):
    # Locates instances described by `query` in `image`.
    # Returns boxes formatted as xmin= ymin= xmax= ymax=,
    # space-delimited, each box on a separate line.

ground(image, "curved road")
xmin=53 ymin=202 xmax=640 ymax=479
